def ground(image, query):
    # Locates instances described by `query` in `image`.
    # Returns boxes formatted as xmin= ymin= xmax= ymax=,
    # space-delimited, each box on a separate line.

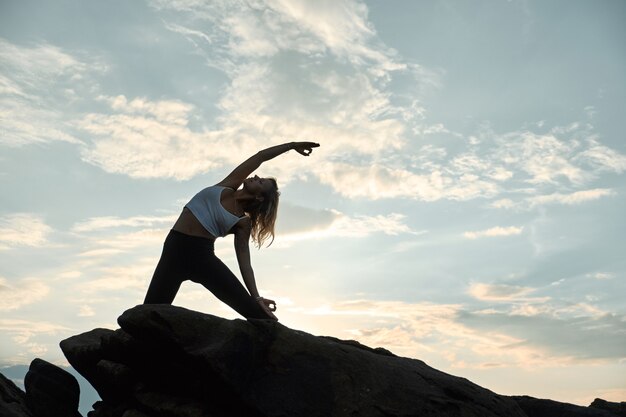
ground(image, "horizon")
xmin=1 ymin=0 xmax=625 ymax=408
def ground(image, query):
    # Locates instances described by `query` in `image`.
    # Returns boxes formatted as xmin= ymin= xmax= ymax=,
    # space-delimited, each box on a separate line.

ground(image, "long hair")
xmin=247 ymin=178 xmax=280 ymax=248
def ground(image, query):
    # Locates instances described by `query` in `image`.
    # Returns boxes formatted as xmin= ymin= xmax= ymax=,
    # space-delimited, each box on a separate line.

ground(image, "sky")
xmin=1 ymin=0 xmax=625 ymax=408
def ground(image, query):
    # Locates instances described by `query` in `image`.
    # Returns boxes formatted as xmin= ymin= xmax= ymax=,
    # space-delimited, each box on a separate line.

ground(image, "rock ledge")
xmin=55 ymin=304 xmax=622 ymax=417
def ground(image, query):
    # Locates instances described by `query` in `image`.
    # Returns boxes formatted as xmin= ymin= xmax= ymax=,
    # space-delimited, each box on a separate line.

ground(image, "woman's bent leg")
xmin=191 ymin=255 xmax=270 ymax=319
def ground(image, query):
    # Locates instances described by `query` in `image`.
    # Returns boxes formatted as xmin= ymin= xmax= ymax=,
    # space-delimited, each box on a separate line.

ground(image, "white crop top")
xmin=185 ymin=186 xmax=244 ymax=237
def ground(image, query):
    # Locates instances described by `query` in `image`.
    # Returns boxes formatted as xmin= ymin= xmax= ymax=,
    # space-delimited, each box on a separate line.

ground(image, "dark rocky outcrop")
xmin=0 ymin=372 xmax=32 ymax=417
xmin=2 ymin=305 xmax=623 ymax=417
xmin=24 ymin=358 xmax=82 ymax=417
xmin=590 ymin=399 xmax=626 ymax=417
xmin=511 ymin=396 xmax=618 ymax=417
xmin=61 ymin=304 xmax=528 ymax=417
xmin=0 ymin=358 xmax=82 ymax=417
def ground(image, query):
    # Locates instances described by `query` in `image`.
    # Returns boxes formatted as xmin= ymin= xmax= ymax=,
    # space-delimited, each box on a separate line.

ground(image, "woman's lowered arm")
xmin=233 ymin=218 xmax=277 ymax=320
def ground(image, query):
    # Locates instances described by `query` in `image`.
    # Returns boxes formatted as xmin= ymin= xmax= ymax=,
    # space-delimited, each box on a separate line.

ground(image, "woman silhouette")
xmin=143 ymin=141 xmax=320 ymax=320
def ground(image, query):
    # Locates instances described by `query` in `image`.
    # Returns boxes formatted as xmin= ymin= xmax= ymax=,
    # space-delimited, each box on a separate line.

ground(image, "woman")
xmin=143 ymin=141 xmax=320 ymax=320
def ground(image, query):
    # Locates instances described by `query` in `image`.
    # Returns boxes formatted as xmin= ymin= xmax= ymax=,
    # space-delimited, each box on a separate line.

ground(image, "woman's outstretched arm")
xmin=217 ymin=141 xmax=319 ymax=189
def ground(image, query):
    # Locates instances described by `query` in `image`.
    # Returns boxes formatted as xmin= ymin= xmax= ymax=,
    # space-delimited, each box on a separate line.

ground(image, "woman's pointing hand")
xmin=292 ymin=142 xmax=320 ymax=156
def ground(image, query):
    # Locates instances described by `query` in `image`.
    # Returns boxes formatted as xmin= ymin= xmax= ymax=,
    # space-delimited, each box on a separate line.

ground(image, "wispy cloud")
xmin=463 ymin=226 xmax=524 ymax=240
xmin=0 ymin=277 xmax=50 ymax=311
xmin=274 ymin=210 xmax=417 ymax=247
xmin=495 ymin=131 xmax=587 ymax=185
xmin=490 ymin=188 xmax=616 ymax=210
xmin=150 ymin=0 xmax=408 ymax=72
xmin=0 ymin=38 xmax=86 ymax=82
xmin=0 ymin=213 xmax=53 ymax=249
xmin=527 ymin=188 xmax=615 ymax=207
xmin=73 ymin=0 xmax=433 ymax=186
xmin=86 ymin=229 xmax=166 ymax=249
xmin=65 ymin=1 xmax=626 ymax=210
xmin=299 ymin=294 xmax=626 ymax=371
xmin=0 ymin=318 xmax=71 ymax=364
xmin=77 ymin=305 xmax=95 ymax=317
xmin=462 ymin=305 xmax=626 ymax=362
xmin=72 ymin=213 xmax=177 ymax=232
xmin=300 ymin=298 xmax=613 ymax=370
xmin=0 ymin=319 xmax=69 ymax=340
xmin=78 ymin=95 xmax=227 ymax=180
xmin=0 ymin=38 xmax=98 ymax=147
xmin=586 ymin=272 xmax=614 ymax=280
xmin=316 ymin=162 xmax=500 ymax=201
xmin=468 ymin=283 xmax=538 ymax=302
xmin=75 ymin=260 xmax=155 ymax=294
xmin=575 ymin=138 xmax=626 ymax=173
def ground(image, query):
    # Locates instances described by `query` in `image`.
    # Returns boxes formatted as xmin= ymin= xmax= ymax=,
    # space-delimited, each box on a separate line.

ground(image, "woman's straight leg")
xmin=144 ymin=261 xmax=182 ymax=304
xmin=143 ymin=232 xmax=185 ymax=304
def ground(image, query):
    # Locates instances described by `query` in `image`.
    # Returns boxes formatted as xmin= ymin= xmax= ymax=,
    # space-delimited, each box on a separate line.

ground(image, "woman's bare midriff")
xmin=172 ymin=208 xmax=217 ymax=240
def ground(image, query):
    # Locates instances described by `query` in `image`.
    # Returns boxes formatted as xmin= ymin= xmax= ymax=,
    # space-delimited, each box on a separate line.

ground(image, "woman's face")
xmin=244 ymin=175 xmax=274 ymax=197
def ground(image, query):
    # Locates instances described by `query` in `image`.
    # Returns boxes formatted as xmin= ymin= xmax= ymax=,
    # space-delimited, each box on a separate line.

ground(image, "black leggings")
xmin=144 ymin=230 xmax=269 ymax=320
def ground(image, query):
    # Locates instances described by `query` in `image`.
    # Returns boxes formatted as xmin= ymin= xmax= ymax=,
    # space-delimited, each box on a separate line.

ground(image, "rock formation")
xmin=590 ymin=399 xmax=626 ymax=417
xmin=24 ymin=358 xmax=82 ymax=417
xmin=0 ymin=372 xmax=32 ymax=417
xmin=54 ymin=304 xmax=623 ymax=417
xmin=511 ymin=396 xmax=618 ymax=417
xmin=0 ymin=358 xmax=82 ymax=417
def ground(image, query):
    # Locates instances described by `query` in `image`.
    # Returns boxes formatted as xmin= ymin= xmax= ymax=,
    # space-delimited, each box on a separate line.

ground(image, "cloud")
xmin=274 ymin=209 xmax=416 ymax=247
xmin=276 ymin=203 xmax=337 ymax=234
xmin=499 ymin=134 xmax=575 ymax=181
xmin=490 ymin=188 xmax=616 ymax=210
xmin=0 ymin=277 xmax=50 ymax=311
xmin=0 ymin=38 xmax=95 ymax=147
xmin=77 ymin=248 xmax=125 ymax=259
xmin=575 ymin=138 xmax=626 ymax=173
xmin=468 ymin=283 xmax=537 ymax=302
xmin=0 ymin=318 xmax=69 ymax=342
xmin=460 ymin=307 xmax=626 ymax=362
xmin=69 ymin=214 xmax=176 ymax=267
xmin=85 ymin=229 xmax=166 ymax=250
xmin=72 ymin=0 xmax=431 ymax=186
xmin=69 ymin=1 xmax=626 ymax=207
xmin=58 ymin=270 xmax=82 ymax=280
xmin=78 ymin=95 xmax=229 ymax=180
xmin=0 ymin=38 xmax=86 ymax=81
xmin=490 ymin=198 xmax=516 ymax=209
xmin=325 ymin=212 xmax=414 ymax=237
xmin=301 ymin=296 xmax=626 ymax=370
xmin=309 ymin=121 xmax=625 ymax=202
xmin=0 ymin=213 xmax=53 ymax=249
xmin=586 ymin=272 xmax=614 ymax=280
xmin=150 ymin=0 xmax=403 ymax=70
xmin=315 ymin=162 xmax=499 ymax=201
xmin=65 ymin=214 xmax=172 ymax=271
xmin=461 ymin=279 xmax=626 ymax=362
xmin=76 ymin=261 xmax=155 ymax=294
xmin=303 ymin=299 xmax=564 ymax=369
xmin=463 ymin=226 xmax=524 ymax=240
xmin=527 ymin=188 xmax=615 ymax=207
xmin=162 ymin=22 xmax=214 ymax=48
xmin=71 ymin=228 xmax=165 ymax=268
xmin=78 ymin=305 xmax=95 ymax=317
xmin=0 ymin=318 xmax=71 ymax=364
xmin=72 ymin=213 xmax=177 ymax=233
